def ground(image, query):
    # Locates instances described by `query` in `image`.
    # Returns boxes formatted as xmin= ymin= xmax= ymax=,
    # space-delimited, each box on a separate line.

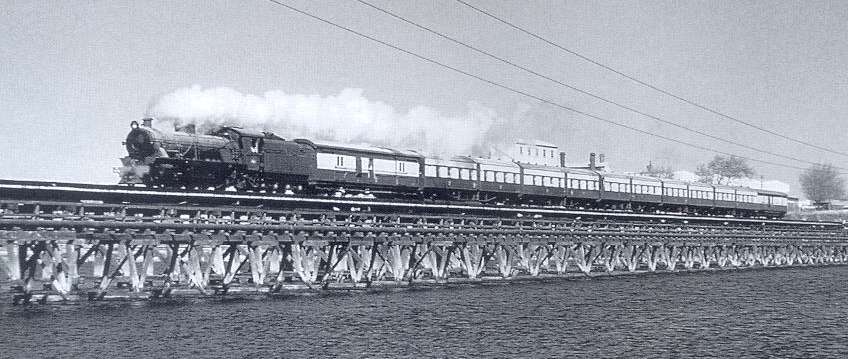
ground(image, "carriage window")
xmin=250 ymin=138 xmax=261 ymax=153
xmin=485 ymin=171 xmax=494 ymax=182
xmin=495 ymin=172 xmax=504 ymax=183
xmin=460 ymin=169 xmax=469 ymax=180
xmin=470 ymin=170 xmax=478 ymax=181
xmin=438 ymin=166 xmax=448 ymax=178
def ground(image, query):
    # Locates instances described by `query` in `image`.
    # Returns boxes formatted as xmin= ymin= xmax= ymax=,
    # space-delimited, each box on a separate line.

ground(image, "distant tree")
xmin=640 ymin=161 xmax=674 ymax=179
xmin=799 ymin=164 xmax=845 ymax=205
xmin=695 ymin=155 xmax=755 ymax=185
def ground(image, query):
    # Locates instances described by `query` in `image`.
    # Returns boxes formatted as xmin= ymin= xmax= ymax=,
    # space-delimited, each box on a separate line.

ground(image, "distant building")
xmin=489 ymin=140 xmax=607 ymax=170
xmin=488 ymin=139 xmax=559 ymax=167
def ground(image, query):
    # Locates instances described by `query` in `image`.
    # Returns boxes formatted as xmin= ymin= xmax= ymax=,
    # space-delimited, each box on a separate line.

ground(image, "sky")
xmin=1 ymin=0 xmax=847 ymax=197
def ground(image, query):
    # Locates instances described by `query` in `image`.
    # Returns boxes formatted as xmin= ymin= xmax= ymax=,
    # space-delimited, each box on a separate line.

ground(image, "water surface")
xmin=1 ymin=267 xmax=846 ymax=358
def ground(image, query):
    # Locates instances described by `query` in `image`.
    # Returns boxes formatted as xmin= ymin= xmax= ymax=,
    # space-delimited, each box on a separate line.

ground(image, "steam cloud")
xmin=146 ymin=86 xmax=498 ymax=157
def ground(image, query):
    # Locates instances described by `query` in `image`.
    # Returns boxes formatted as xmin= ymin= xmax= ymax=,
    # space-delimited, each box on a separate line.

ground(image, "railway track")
xmin=0 ymin=179 xmax=837 ymax=227
xmin=1 ymin=179 xmax=846 ymax=304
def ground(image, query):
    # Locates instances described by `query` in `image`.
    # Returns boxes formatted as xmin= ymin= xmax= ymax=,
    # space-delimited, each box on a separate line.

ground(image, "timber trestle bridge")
xmin=1 ymin=180 xmax=846 ymax=304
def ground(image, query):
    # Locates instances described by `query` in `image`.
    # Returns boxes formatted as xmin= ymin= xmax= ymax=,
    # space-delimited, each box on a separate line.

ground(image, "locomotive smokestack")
xmin=142 ymin=118 xmax=153 ymax=127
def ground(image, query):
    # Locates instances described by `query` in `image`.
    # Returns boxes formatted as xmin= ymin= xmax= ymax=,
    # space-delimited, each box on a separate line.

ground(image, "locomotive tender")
xmin=119 ymin=118 xmax=789 ymax=217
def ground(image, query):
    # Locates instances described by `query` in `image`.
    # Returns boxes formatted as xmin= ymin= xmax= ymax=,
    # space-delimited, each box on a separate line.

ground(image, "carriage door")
xmin=242 ymin=137 xmax=263 ymax=172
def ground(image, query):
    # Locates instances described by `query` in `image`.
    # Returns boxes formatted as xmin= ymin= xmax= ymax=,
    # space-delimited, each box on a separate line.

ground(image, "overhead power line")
xmin=266 ymin=0 xmax=813 ymax=172
xmin=454 ymin=0 xmax=848 ymax=159
xmin=354 ymin=0 xmax=840 ymax=170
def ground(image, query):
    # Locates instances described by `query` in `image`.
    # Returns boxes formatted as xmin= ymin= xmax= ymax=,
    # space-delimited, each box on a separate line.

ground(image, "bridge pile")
xmin=1 ymin=180 xmax=846 ymax=304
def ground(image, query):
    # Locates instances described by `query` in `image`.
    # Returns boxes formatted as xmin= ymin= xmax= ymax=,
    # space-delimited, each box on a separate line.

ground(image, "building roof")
xmin=513 ymin=139 xmax=558 ymax=148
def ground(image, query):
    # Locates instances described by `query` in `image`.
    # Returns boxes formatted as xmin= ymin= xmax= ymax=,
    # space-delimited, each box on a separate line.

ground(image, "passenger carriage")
xmin=310 ymin=141 xmax=422 ymax=195
xmin=563 ymin=169 xmax=601 ymax=206
xmin=661 ymin=179 xmax=690 ymax=211
xmin=422 ymin=156 xmax=478 ymax=200
xmin=713 ymin=185 xmax=737 ymax=215
xmin=756 ymin=189 xmax=789 ymax=217
xmin=687 ymin=183 xmax=714 ymax=214
xmin=518 ymin=163 xmax=567 ymax=204
xmin=474 ymin=157 xmax=523 ymax=203
xmin=735 ymin=187 xmax=759 ymax=214
xmin=630 ymin=175 xmax=663 ymax=211
xmin=600 ymin=173 xmax=633 ymax=208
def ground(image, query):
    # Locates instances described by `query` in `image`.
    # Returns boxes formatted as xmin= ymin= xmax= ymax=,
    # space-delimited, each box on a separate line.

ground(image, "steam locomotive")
xmin=119 ymin=118 xmax=789 ymax=217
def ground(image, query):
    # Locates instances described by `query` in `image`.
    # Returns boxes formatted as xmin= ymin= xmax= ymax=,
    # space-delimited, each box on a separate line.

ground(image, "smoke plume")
xmin=146 ymin=86 xmax=497 ymax=157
